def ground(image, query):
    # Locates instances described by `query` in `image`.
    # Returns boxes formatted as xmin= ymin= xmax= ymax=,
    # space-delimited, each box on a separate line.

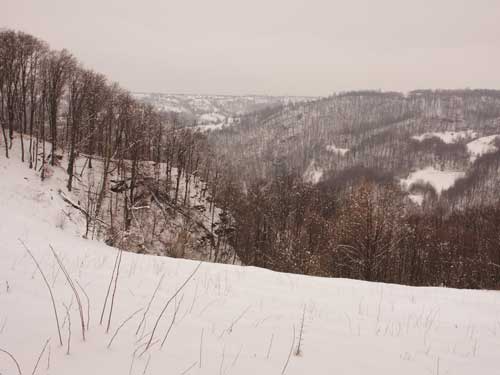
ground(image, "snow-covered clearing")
xmin=412 ymin=130 xmax=476 ymax=144
xmin=194 ymin=123 xmax=226 ymax=132
xmin=303 ymin=161 xmax=323 ymax=184
xmin=467 ymin=135 xmax=500 ymax=162
xmin=325 ymin=144 xmax=349 ymax=156
xmin=400 ymin=167 xmax=465 ymax=195
xmin=199 ymin=112 xmax=226 ymax=125
xmin=407 ymin=194 xmax=424 ymax=205
xmin=1 ymin=146 xmax=500 ymax=374
xmin=194 ymin=114 xmax=235 ymax=132
xmin=160 ymin=104 xmax=187 ymax=113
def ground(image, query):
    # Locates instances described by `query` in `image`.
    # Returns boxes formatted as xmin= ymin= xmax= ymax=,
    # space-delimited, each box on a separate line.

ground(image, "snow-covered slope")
xmin=1 ymin=150 xmax=500 ymax=374
xmin=303 ymin=160 xmax=323 ymax=184
xmin=400 ymin=167 xmax=465 ymax=195
xmin=210 ymin=90 xmax=500 ymax=207
xmin=412 ymin=130 xmax=477 ymax=144
xmin=326 ymin=144 xmax=349 ymax=156
xmin=0 ymin=136 xmax=234 ymax=263
xmin=467 ymin=135 xmax=500 ymax=161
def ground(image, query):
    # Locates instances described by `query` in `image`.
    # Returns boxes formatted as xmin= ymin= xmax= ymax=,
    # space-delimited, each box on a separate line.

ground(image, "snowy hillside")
xmin=210 ymin=90 xmax=500 ymax=207
xmin=467 ymin=135 xmax=500 ymax=161
xmin=1 ymin=142 xmax=500 ymax=375
xmin=0 ymin=136 xmax=236 ymax=264
xmin=412 ymin=130 xmax=477 ymax=144
xmin=400 ymin=167 xmax=465 ymax=202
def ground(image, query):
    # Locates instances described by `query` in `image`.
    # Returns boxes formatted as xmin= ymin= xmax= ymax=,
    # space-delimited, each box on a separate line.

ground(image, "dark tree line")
xmin=215 ymin=169 xmax=500 ymax=289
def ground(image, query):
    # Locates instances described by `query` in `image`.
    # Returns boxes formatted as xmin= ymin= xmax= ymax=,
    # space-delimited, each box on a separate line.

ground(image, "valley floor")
xmin=1 ymin=147 xmax=500 ymax=374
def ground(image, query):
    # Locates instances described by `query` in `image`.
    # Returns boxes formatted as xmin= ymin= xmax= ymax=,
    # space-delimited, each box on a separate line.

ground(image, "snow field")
xmin=412 ymin=130 xmax=477 ymax=144
xmin=1 ymin=143 xmax=500 ymax=374
xmin=467 ymin=135 xmax=500 ymax=162
xmin=400 ymin=166 xmax=465 ymax=197
xmin=326 ymin=144 xmax=349 ymax=156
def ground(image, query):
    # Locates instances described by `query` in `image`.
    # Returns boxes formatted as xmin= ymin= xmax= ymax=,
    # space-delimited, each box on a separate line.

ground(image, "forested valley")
xmin=2 ymin=30 xmax=500 ymax=289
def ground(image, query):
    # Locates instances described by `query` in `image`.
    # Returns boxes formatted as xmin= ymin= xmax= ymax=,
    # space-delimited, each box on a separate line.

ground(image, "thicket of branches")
xmin=207 ymin=90 xmax=500 ymax=288
xmin=218 ymin=169 xmax=500 ymax=289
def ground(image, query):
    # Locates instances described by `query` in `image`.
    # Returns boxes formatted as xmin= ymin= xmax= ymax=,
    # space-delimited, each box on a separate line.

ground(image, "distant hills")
xmin=132 ymin=92 xmax=314 ymax=131
xmin=207 ymin=90 xmax=500 ymax=208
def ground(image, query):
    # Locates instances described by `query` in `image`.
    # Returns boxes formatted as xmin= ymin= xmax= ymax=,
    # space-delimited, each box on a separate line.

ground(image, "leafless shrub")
xmin=0 ymin=347 xmax=22 ymax=375
xmin=49 ymin=245 xmax=86 ymax=341
xmin=0 ymin=317 xmax=7 ymax=334
xmin=266 ymin=333 xmax=274 ymax=359
xmin=76 ymin=280 xmax=91 ymax=330
xmin=188 ymin=281 xmax=199 ymax=314
xmin=136 ymin=273 xmax=165 ymax=336
xmin=230 ymin=345 xmax=243 ymax=371
xmin=180 ymin=361 xmax=198 ymax=375
xmin=141 ymin=262 xmax=202 ymax=355
xmin=46 ymin=344 xmax=51 ymax=370
xmin=18 ymin=239 xmax=63 ymax=346
xmin=226 ymin=305 xmax=251 ymax=335
xmin=281 ymin=325 xmax=295 ymax=375
xmin=106 ymin=249 xmax=123 ymax=333
xmin=219 ymin=345 xmax=225 ymax=375
xmin=31 ymin=339 xmax=50 ymax=375
xmin=100 ymin=249 xmax=120 ymax=325
xmin=295 ymin=305 xmax=306 ymax=356
xmin=142 ymin=354 xmax=151 ymax=375
xmin=108 ymin=308 xmax=143 ymax=349
xmin=63 ymin=303 xmax=72 ymax=355
xmin=128 ymin=353 xmax=136 ymax=375
xmin=160 ymin=294 xmax=184 ymax=349
xmin=199 ymin=328 xmax=204 ymax=369
xmin=133 ymin=338 xmax=159 ymax=358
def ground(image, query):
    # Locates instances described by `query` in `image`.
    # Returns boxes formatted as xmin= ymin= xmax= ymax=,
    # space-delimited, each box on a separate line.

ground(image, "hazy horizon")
xmin=3 ymin=0 xmax=500 ymax=96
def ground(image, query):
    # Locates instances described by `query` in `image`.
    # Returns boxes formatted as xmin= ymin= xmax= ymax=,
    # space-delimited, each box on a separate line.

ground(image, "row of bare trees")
xmin=0 ymin=30 xmax=231 ymax=260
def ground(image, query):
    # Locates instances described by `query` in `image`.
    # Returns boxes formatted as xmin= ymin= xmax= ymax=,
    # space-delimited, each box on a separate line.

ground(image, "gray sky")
xmin=3 ymin=0 xmax=500 ymax=96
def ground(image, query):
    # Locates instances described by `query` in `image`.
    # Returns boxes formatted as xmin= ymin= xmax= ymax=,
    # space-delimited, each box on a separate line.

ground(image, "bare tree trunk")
xmin=1 ymin=121 xmax=8 ymax=158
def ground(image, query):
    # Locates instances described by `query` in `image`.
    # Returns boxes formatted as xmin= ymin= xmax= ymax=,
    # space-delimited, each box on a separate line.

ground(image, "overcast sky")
xmin=3 ymin=0 xmax=500 ymax=96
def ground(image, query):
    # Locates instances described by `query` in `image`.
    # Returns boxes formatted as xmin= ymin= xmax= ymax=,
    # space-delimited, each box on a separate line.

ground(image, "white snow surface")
xmin=194 ymin=123 xmax=225 ymax=132
xmin=160 ymin=104 xmax=187 ymax=113
xmin=198 ymin=112 xmax=226 ymax=124
xmin=325 ymin=144 xmax=349 ymax=155
xmin=1 ymin=147 xmax=500 ymax=374
xmin=466 ymin=135 xmax=500 ymax=162
xmin=412 ymin=130 xmax=477 ymax=144
xmin=303 ymin=161 xmax=323 ymax=184
xmin=400 ymin=167 xmax=465 ymax=195
xmin=407 ymin=194 xmax=424 ymax=205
